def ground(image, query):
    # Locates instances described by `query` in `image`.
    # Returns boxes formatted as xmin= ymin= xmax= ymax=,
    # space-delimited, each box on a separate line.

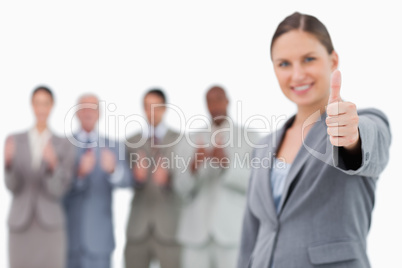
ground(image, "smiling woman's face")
xmin=271 ymin=30 xmax=338 ymax=109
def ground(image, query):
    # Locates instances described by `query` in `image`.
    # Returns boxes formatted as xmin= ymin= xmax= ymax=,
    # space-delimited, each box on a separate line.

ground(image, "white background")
xmin=0 ymin=1 xmax=400 ymax=267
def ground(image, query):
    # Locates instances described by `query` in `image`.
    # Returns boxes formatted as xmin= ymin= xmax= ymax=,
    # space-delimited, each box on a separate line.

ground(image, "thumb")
xmin=328 ymin=69 xmax=342 ymax=104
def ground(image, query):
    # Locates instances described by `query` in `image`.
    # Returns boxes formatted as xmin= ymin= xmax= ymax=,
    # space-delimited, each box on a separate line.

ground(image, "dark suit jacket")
xmin=238 ymin=109 xmax=391 ymax=268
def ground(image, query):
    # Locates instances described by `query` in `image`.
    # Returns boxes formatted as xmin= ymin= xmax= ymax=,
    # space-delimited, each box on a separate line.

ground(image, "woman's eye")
xmin=279 ymin=61 xmax=290 ymax=67
xmin=305 ymin=57 xmax=315 ymax=63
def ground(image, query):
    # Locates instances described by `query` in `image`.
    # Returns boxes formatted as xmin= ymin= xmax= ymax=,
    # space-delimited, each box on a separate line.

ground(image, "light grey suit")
xmin=174 ymin=123 xmax=259 ymax=267
xmin=238 ymin=109 xmax=391 ymax=268
xmin=5 ymin=131 xmax=74 ymax=268
xmin=124 ymin=129 xmax=182 ymax=268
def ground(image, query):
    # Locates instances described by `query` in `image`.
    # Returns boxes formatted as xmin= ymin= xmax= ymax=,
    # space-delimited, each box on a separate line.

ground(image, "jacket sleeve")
xmin=125 ymin=142 xmax=148 ymax=190
xmin=42 ymin=138 xmax=74 ymax=199
xmin=4 ymin=164 xmax=23 ymax=194
xmin=65 ymin=147 xmax=91 ymax=195
xmin=333 ymin=108 xmax=391 ymax=178
xmin=4 ymin=135 xmax=24 ymax=194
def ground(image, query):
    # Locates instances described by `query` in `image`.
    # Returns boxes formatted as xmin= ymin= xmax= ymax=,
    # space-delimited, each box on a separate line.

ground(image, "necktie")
xmin=84 ymin=135 xmax=93 ymax=153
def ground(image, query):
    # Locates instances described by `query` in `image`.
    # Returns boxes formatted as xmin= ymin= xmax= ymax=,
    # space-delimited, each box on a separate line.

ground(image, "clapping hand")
xmin=4 ymin=136 xmax=15 ymax=169
xmin=77 ymin=149 xmax=96 ymax=178
xmin=133 ymin=150 xmax=148 ymax=183
xmin=101 ymin=149 xmax=116 ymax=174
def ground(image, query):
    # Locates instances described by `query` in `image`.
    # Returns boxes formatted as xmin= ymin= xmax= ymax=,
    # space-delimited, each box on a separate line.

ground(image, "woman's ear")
xmin=330 ymin=51 xmax=339 ymax=71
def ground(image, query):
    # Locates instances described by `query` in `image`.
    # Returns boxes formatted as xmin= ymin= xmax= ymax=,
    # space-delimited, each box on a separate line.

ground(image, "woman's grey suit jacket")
xmin=238 ymin=109 xmax=391 ymax=268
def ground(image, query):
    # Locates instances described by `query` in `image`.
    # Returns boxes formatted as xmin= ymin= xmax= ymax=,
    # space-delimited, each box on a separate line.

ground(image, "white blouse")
xmin=28 ymin=127 xmax=52 ymax=170
xmin=270 ymin=157 xmax=291 ymax=214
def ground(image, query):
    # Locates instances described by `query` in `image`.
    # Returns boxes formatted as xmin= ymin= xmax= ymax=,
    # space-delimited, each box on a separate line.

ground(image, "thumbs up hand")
xmin=326 ymin=70 xmax=360 ymax=151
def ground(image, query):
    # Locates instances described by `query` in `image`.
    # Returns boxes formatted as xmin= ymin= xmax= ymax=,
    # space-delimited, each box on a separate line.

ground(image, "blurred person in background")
xmin=174 ymin=86 xmax=259 ymax=268
xmin=124 ymin=89 xmax=182 ymax=268
xmin=63 ymin=94 xmax=133 ymax=268
xmin=4 ymin=86 xmax=74 ymax=268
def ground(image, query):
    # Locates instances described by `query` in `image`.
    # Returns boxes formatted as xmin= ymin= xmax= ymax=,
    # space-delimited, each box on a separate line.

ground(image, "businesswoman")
xmin=238 ymin=12 xmax=391 ymax=268
xmin=4 ymin=86 xmax=74 ymax=268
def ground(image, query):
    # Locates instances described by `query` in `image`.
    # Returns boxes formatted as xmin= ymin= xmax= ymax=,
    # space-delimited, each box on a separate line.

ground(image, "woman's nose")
xmin=292 ymin=64 xmax=306 ymax=82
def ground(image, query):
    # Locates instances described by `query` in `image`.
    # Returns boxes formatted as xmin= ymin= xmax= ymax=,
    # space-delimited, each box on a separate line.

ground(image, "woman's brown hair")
xmin=270 ymin=12 xmax=334 ymax=56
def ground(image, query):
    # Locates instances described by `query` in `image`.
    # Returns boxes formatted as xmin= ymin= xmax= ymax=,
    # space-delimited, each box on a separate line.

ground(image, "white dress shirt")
xmin=28 ymin=127 xmax=52 ymax=170
xmin=76 ymin=129 xmax=98 ymax=147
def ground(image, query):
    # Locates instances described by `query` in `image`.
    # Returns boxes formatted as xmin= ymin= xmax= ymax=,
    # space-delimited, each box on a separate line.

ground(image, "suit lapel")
xmin=38 ymin=134 xmax=59 ymax=175
xmin=277 ymin=111 xmax=327 ymax=215
xmin=253 ymin=122 xmax=288 ymax=222
xmin=17 ymin=132 xmax=32 ymax=173
xmin=261 ymin=135 xmax=281 ymax=221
